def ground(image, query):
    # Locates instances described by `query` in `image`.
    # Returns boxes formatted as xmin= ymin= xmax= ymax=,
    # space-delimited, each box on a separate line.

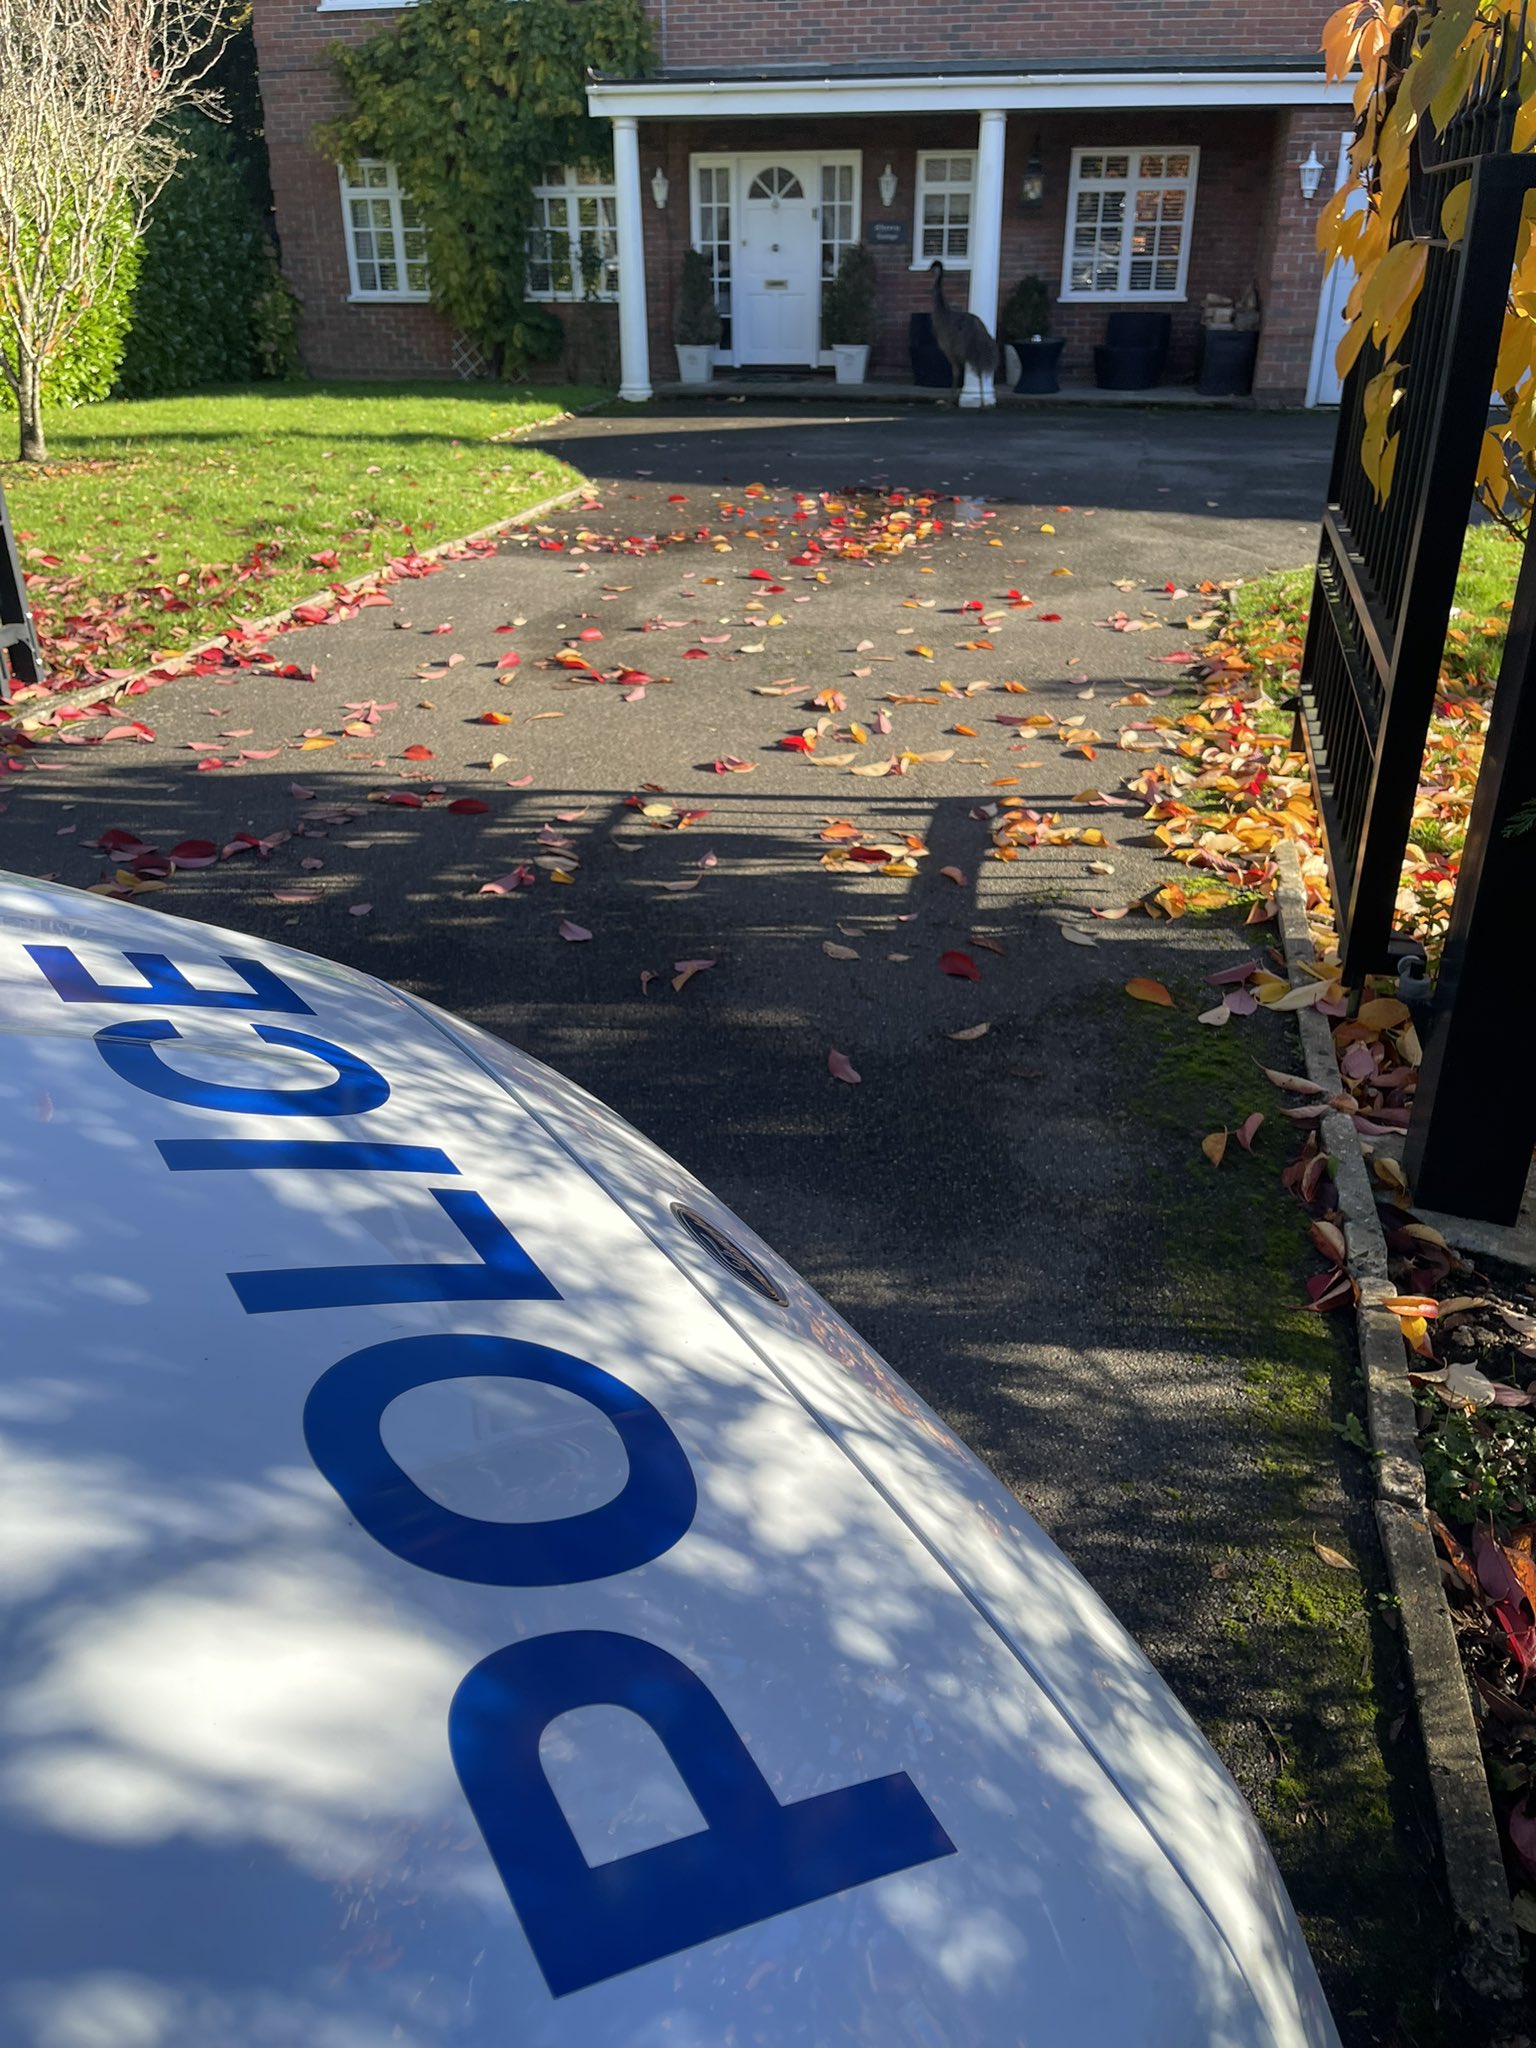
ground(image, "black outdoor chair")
xmin=1093 ymin=310 xmax=1172 ymax=391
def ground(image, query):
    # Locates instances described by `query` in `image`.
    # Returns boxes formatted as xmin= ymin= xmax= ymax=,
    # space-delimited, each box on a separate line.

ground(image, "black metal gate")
xmin=0 ymin=473 xmax=43 ymax=703
xmin=1297 ymin=25 xmax=1536 ymax=984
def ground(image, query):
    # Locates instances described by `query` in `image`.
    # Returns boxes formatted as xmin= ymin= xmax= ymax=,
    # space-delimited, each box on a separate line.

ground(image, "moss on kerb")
xmin=1113 ymin=973 xmax=1452 ymax=2038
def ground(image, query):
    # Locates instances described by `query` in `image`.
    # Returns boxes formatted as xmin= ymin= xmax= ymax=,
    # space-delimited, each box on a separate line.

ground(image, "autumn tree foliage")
xmin=0 ymin=0 xmax=236 ymax=462
xmin=323 ymin=0 xmax=654 ymax=376
xmin=1319 ymin=0 xmax=1536 ymax=528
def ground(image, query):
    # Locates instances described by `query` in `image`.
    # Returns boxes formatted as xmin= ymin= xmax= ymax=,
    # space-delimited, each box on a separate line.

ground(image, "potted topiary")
xmin=674 ymin=247 xmax=722 ymax=385
xmin=1001 ymin=275 xmax=1065 ymax=394
xmin=822 ymin=242 xmax=876 ymax=384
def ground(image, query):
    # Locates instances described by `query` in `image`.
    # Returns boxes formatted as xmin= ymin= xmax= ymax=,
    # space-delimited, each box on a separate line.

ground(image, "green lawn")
xmin=1229 ymin=521 xmax=1522 ymax=695
xmin=2 ymin=382 xmax=606 ymax=683
xmin=1219 ymin=519 xmax=1523 ymax=952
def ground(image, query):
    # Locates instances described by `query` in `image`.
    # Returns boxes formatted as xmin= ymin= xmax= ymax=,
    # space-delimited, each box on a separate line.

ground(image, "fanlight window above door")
xmin=748 ymin=167 xmax=805 ymax=200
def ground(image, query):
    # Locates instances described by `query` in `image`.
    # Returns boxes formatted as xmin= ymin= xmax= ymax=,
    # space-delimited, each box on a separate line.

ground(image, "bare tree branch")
xmin=0 ymin=0 xmax=235 ymax=458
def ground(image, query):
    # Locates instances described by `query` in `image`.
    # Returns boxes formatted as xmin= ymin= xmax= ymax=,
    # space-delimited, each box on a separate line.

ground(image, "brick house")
xmin=251 ymin=0 xmax=1351 ymax=406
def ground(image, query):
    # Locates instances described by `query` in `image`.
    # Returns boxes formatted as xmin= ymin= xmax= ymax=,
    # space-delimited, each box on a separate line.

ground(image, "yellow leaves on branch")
xmin=1319 ymin=1 xmax=1536 ymax=523
xmin=1362 ymin=357 xmax=1407 ymax=498
xmin=1320 ymin=0 xmax=1397 ymax=81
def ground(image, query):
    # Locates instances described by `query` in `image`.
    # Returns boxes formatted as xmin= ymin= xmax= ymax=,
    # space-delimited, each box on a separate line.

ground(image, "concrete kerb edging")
xmin=1274 ymin=839 xmax=1523 ymax=2008
xmin=4 ymin=483 xmax=587 ymax=735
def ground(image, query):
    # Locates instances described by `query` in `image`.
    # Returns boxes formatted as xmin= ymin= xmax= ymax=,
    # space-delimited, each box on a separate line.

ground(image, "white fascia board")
xmin=587 ymin=70 xmax=1341 ymax=118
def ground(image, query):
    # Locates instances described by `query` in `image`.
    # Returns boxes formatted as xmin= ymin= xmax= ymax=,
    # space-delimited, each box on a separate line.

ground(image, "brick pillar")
xmin=1253 ymin=107 xmax=1351 ymax=405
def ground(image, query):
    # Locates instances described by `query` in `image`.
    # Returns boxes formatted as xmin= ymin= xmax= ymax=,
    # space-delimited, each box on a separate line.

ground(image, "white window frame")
xmin=818 ymin=155 xmax=863 ymax=288
xmin=339 ymin=160 xmax=430 ymax=303
xmin=912 ymin=151 xmax=975 ymax=272
xmin=690 ymin=155 xmax=737 ymax=366
xmin=525 ymin=165 xmax=620 ymax=304
xmin=1059 ymin=145 xmax=1199 ymax=303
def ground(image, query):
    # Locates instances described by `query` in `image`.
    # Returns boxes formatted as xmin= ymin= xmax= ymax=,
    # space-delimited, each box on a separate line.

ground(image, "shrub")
xmin=822 ymin=243 xmax=877 ymax=347
xmin=115 ymin=113 xmax=292 ymax=397
xmin=674 ymin=248 xmax=722 ymax=347
xmin=1001 ymin=275 xmax=1052 ymax=341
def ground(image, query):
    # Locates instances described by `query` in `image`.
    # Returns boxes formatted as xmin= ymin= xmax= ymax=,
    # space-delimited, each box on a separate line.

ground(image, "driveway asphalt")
xmin=1 ymin=403 xmax=1454 ymax=2039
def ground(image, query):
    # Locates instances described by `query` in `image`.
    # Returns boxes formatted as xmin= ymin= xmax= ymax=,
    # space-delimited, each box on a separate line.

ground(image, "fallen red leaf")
xmin=168 ymin=839 xmax=218 ymax=868
xmin=939 ymin=950 xmax=981 ymax=981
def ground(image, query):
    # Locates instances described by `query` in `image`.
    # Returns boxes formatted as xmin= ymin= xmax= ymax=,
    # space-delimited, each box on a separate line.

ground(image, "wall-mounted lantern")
xmin=1020 ymin=136 xmax=1045 ymax=208
xmin=651 ymin=167 xmax=670 ymax=209
xmin=1299 ymin=148 xmax=1324 ymax=201
xmin=878 ymin=163 xmax=898 ymax=207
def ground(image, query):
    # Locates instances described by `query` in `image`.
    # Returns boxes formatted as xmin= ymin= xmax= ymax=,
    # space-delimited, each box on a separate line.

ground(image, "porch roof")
xmin=587 ymin=66 xmax=1343 ymax=120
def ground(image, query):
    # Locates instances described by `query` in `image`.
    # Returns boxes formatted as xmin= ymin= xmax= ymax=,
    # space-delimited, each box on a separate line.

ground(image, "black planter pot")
xmin=1196 ymin=327 xmax=1260 ymax=397
xmin=908 ymin=311 xmax=955 ymax=389
xmin=1011 ymin=337 xmax=1066 ymax=394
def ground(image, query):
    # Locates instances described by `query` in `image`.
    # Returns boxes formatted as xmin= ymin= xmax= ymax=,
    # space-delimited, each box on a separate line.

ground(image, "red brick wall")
xmin=1252 ymin=109 xmax=1349 ymax=402
xmin=640 ymin=110 xmax=1308 ymax=391
xmin=650 ymin=0 xmax=1325 ymax=68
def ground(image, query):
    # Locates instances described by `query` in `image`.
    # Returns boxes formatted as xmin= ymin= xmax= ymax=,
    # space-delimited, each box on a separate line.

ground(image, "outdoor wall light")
xmin=1020 ymin=137 xmax=1045 ymax=208
xmin=651 ymin=167 xmax=670 ymax=209
xmin=1298 ymin=148 xmax=1324 ymax=201
xmin=878 ymin=163 xmax=898 ymax=206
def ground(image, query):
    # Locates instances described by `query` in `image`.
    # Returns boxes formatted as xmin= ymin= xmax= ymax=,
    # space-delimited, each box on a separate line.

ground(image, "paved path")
xmin=2 ymin=405 xmax=1451 ymax=2039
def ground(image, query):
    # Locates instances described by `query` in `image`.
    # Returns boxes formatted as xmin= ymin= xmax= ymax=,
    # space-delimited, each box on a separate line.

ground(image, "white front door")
xmin=737 ymin=158 xmax=820 ymax=366
xmin=1306 ymin=132 xmax=1361 ymax=407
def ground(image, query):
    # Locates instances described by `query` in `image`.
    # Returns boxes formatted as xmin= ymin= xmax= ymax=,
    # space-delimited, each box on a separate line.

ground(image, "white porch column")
xmin=612 ymin=115 xmax=652 ymax=403
xmin=961 ymin=108 xmax=1007 ymax=409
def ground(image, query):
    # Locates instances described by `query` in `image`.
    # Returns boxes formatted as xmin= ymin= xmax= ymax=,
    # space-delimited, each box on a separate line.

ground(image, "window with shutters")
xmin=1060 ymin=148 xmax=1199 ymax=301
xmin=914 ymin=154 xmax=974 ymax=268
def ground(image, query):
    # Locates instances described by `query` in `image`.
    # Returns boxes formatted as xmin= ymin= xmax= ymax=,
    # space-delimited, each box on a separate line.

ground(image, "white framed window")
xmin=691 ymin=157 xmax=734 ymax=354
xmin=820 ymin=158 xmax=861 ymax=281
xmin=339 ymin=160 xmax=429 ymax=301
xmin=914 ymin=154 xmax=974 ymax=269
xmin=1061 ymin=147 xmax=1199 ymax=301
xmin=526 ymin=165 xmax=619 ymax=302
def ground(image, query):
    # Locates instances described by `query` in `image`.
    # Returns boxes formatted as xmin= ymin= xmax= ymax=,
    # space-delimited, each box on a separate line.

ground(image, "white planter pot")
xmin=831 ymin=343 xmax=871 ymax=385
xmin=674 ymin=345 xmax=715 ymax=386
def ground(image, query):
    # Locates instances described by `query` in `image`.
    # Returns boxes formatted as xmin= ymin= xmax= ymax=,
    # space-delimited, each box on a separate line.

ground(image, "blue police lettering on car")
xmin=95 ymin=1017 xmax=389 ymax=1116
xmin=228 ymin=1189 xmax=563 ymax=1313
xmin=29 ymin=943 xmax=957 ymax=1996
xmin=158 ymin=1138 xmax=459 ymax=1174
xmin=26 ymin=944 xmax=315 ymax=1014
xmin=303 ymin=1334 xmax=695 ymax=1585
xmin=451 ymin=1630 xmax=956 ymax=1997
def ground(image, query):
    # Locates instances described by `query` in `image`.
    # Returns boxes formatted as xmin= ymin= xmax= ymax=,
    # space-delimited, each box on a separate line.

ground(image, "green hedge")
xmin=115 ymin=114 xmax=299 ymax=397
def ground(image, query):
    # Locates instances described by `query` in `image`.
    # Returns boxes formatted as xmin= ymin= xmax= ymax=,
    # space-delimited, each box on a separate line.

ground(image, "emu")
xmin=928 ymin=260 xmax=999 ymax=405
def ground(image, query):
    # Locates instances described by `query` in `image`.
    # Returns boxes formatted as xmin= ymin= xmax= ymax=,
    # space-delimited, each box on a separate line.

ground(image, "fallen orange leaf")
xmin=1125 ymin=977 xmax=1175 ymax=1007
